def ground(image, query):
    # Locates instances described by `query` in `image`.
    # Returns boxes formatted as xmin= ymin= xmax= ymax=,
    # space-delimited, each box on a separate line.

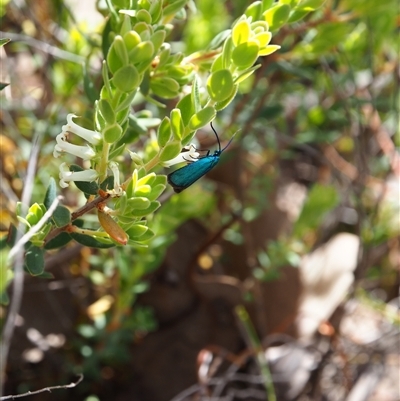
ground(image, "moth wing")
xmin=167 ymin=156 xmax=219 ymax=193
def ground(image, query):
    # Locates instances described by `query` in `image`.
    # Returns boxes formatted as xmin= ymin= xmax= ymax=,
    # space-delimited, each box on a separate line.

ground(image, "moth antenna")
xmin=210 ymin=121 xmax=221 ymax=152
xmin=221 ymin=128 xmax=240 ymax=152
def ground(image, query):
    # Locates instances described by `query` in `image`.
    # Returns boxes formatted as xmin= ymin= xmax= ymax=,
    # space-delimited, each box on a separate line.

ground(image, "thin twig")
xmin=43 ymin=192 xmax=110 ymax=245
xmin=0 ymin=132 xmax=42 ymax=395
xmin=0 ymin=32 xmax=85 ymax=64
xmin=0 ymin=374 xmax=84 ymax=400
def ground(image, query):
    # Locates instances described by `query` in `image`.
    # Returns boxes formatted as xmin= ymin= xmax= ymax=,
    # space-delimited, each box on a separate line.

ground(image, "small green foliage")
xmin=52 ymin=205 xmax=71 ymax=227
xmin=159 ymin=141 xmax=182 ymax=162
xmin=232 ymin=19 xmax=251 ymax=46
xmin=112 ymin=65 xmax=140 ymax=92
xmin=177 ymin=94 xmax=195 ymax=126
xmin=25 ymin=246 xmax=45 ymax=276
xmin=44 ymin=232 xmax=72 ymax=249
xmin=150 ymin=76 xmax=180 ymax=98
xmin=126 ymin=197 xmax=151 ymax=210
xmin=25 ymin=203 xmax=45 ymax=226
xmin=245 ymin=1 xmax=263 ymax=21
xmin=0 ymin=38 xmax=11 ymax=47
xmin=188 ymin=107 xmax=216 ymax=130
xmin=207 ymin=69 xmax=235 ymax=102
xmin=157 ymin=117 xmax=172 ymax=147
xmin=98 ymin=99 xmax=116 ymax=125
xmin=123 ymin=30 xmax=141 ymax=51
xmin=103 ymin=123 xmax=123 ymax=143
xmin=126 ymin=224 xmax=149 ymax=239
xmin=232 ymin=41 xmax=260 ymax=69
xmin=170 ymin=108 xmax=184 ymax=140
xmin=263 ymin=4 xmax=291 ymax=31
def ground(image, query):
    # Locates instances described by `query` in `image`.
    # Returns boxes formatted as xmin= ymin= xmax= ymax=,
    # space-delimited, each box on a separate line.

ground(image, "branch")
xmin=0 ymin=375 xmax=84 ymax=400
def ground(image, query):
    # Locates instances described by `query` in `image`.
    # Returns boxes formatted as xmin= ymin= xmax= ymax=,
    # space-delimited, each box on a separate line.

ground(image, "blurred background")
xmin=0 ymin=0 xmax=399 ymax=400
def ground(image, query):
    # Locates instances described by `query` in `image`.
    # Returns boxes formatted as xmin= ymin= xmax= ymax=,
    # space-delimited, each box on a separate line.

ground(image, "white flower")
xmin=53 ymin=132 xmax=96 ymax=160
xmin=63 ymin=114 xmax=101 ymax=145
xmin=108 ymin=161 xmax=123 ymax=196
xmin=161 ymin=144 xmax=200 ymax=167
xmin=59 ymin=162 xmax=98 ymax=188
xmin=53 ymin=114 xmax=101 ymax=160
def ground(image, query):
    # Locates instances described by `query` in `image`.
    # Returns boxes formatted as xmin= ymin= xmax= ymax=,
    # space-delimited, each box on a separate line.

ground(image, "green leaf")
xmin=0 ymin=38 xmax=11 ymax=47
xmin=288 ymin=9 xmax=310 ymax=22
xmin=157 ymin=117 xmax=172 ymax=147
xmin=211 ymin=54 xmax=224 ymax=73
xmin=207 ymin=69 xmax=235 ymax=102
xmin=52 ymin=205 xmax=71 ymax=227
xmin=107 ymin=36 xmax=127 ymax=74
xmin=191 ymin=75 xmax=201 ymax=113
xmin=0 ymin=83 xmax=9 ymax=91
xmin=150 ymin=76 xmax=179 ymax=99
xmin=129 ymin=201 xmax=160 ymax=217
xmin=232 ymin=41 xmax=260 ymax=69
xmin=128 ymin=41 xmax=154 ymax=64
xmin=163 ymin=0 xmax=189 ymax=17
xmin=126 ymin=224 xmax=149 ymax=239
xmin=245 ymin=1 xmax=263 ymax=21
xmin=149 ymin=0 xmax=163 ymax=23
xmin=262 ymin=0 xmax=275 ymax=11
xmin=234 ymin=64 xmax=261 ymax=84
xmin=188 ymin=107 xmax=216 ymax=130
xmin=153 ymin=175 xmax=167 ymax=186
xmin=43 ymin=178 xmax=57 ymax=210
xmin=207 ymin=29 xmax=231 ymax=51
xmin=258 ymin=44 xmax=281 ymax=56
xmin=263 ymin=4 xmax=291 ymax=31
xmin=99 ymin=175 xmax=114 ymax=192
xmin=281 ymin=0 xmax=300 ymax=6
xmin=294 ymin=184 xmax=339 ymax=239
xmin=25 ymin=246 xmax=45 ymax=276
xmin=159 ymin=140 xmax=182 ymax=162
xmin=70 ymin=232 xmax=115 ymax=248
xmin=150 ymin=30 xmax=166 ymax=53
xmin=98 ymin=99 xmax=116 ymax=125
xmin=170 ymin=108 xmax=184 ymax=140
xmin=132 ymin=227 xmax=154 ymax=242
xmin=127 ymin=197 xmax=151 ymax=210
xmin=113 ymin=35 xmax=129 ymax=66
xmin=136 ymin=9 xmax=152 ymax=23
xmin=146 ymin=183 xmax=166 ymax=201
xmin=215 ymin=84 xmax=238 ymax=111
xmin=103 ymin=123 xmax=123 ymax=143
xmin=177 ymin=94 xmax=194 ymax=126
xmin=137 ymin=172 xmax=156 ymax=186
xmin=112 ymin=65 xmax=140 ymax=92
xmin=44 ymin=232 xmax=72 ymax=249
xmin=123 ymin=30 xmax=141 ymax=51
xmin=134 ymin=184 xmax=152 ymax=197
xmin=26 ymin=203 xmax=44 ymax=226
xmin=232 ymin=20 xmax=251 ymax=46
xmin=222 ymin=37 xmax=234 ymax=70
xmin=296 ymin=0 xmax=326 ymax=11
